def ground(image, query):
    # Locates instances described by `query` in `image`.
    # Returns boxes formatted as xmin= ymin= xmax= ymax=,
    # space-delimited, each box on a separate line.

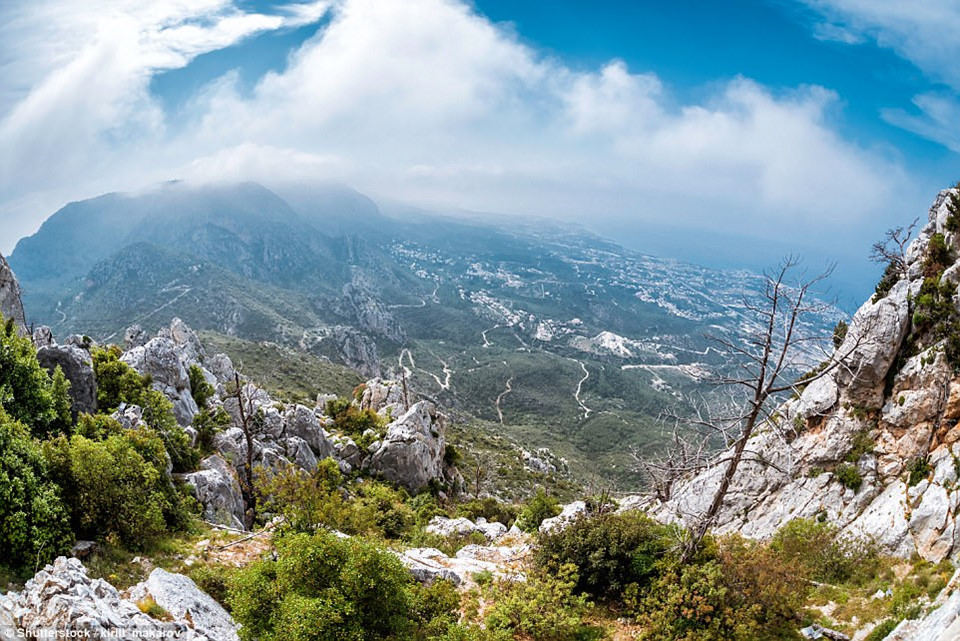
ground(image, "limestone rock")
xmin=36 ymin=343 xmax=98 ymax=417
xmin=426 ymin=516 xmax=507 ymax=541
xmin=540 ymin=501 xmax=588 ymax=533
xmin=367 ymin=401 xmax=447 ymax=492
xmin=182 ymin=455 xmax=245 ymax=530
xmin=283 ymin=404 xmax=335 ymax=460
xmin=122 ymin=336 xmax=198 ymax=426
xmin=128 ymin=568 xmax=238 ymax=641
xmin=358 ymin=378 xmax=407 ymax=415
xmin=2 ymin=556 xmax=211 ymax=640
xmin=0 ymin=253 xmax=25 ymax=330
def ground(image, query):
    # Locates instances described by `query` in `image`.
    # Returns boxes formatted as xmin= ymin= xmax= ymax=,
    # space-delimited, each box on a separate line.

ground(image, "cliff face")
xmin=654 ymin=188 xmax=960 ymax=564
xmin=0 ymin=252 xmax=26 ymax=329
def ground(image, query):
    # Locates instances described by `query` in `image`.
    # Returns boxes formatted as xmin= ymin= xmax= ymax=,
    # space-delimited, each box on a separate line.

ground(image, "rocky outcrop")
xmin=426 ymin=516 xmax=508 ymax=541
xmin=113 ymin=320 xmax=459 ymax=530
xmin=300 ymin=325 xmax=381 ymax=378
xmin=366 ymin=401 xmax=454 ymax=492
xmin=399 ymin=544 xmax=526 ymax=586
xmin=182 ymin=455 xmax=245 ymax=530
xmin=127 ymin=568 xmax=239 ymax=641
xmin=35 ymin=340 xmax=98 ymax=417
xmin=651 ymin=189 xmax=960 ymax=565
xmin=0 ymin=252 xmax=25 ymax=330
xmin=0 ymin=557 xmax=222 ymax=640
xmin=540 ymin=501 xmax=588 ymax=533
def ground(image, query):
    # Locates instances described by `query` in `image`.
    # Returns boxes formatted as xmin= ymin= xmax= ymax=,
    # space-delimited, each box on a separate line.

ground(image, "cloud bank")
xmin=0 ymin=0 xmax=919 ymax=256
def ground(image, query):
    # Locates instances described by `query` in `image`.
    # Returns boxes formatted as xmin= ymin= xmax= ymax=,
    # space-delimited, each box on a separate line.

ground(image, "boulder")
xmin=35 ymin=343 xmax=98 ymax=417
xmin=283 ymin=404 xmax=335 ymax=459
xmin=128 ymin=568 xmax=239 ymax=641
xmin=367 ymin=401 xmax=447 ymax=492
xmin=540 ymin=501 xmax=588 ymax=533
xmin=183 ymin=455 xmax=245 ymax=530
xmin=426 ymin=516 xmax=507 ymax=541
xmin=1 ymin=556 xmax=210 ymax=640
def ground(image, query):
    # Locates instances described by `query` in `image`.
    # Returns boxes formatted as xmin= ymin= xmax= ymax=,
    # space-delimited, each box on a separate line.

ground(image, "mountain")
xmin=9 ymin=181 xmax=845 ymax=488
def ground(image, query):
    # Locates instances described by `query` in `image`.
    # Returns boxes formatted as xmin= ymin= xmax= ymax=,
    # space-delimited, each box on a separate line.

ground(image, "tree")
xmin=641 ymin=258 xmax=863 ymax=563
xmin=0 ymin=315 xmax=70 ymax=435
xmin=870 ymin=218 xmax=918 ymax=301
xmin=230 ymin=372 xmax=262 ymax=528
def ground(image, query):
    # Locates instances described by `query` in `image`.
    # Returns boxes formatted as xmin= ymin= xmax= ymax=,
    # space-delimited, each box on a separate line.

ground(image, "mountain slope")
xmin=653 ymin=187 xmax=960 ymax=562
xmin=9 ymin=181 xmax=846 ymax=488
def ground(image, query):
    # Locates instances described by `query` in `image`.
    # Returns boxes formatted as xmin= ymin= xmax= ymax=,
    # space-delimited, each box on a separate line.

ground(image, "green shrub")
xmin=834 ymin=463 xmax=863 ymax=492
xmin=188 ymin=563 xmax=233 ymax=610
xmin=770 ymin=518 xmax=879 ymax=585
xmin=845 ymin=429 xmax=875 ymax=462
xmin=325 ymin=397 xmax=386 ymax=443
xmin=256 ymin=461 xmax=414 ymax=538
xmin=0 ymin=409 xmax=71 ymax=573
xmin=832 ymin=320 xmax=848 ymax=349
xmin=484 ymin=563 xmax=596 ymax=641
xmin=0 ymin=316 xmax=72 ymax=436
xmin=907 ymin=456 xmax=933 ymax=487
xmin=873 ymin=261 xmax=901 ymax=302
xmin=188 ymin=364 xmax=215 ymax=408
xmin=229 ymin=530 xmax=422 ymax=641
xmin=515 ymin=486 xmax=561 ymax=533
xmin=43 ymin=431 xmax=196 ymax=548
xmin=536 ymin=511 xmax=678 ymax=601
xmin=192 ymin=407 xmax=230 ymax=456
xmin=865 ymin=619 xmax=898 ymax=641
xmin=455 ymin=497 xmax=517 ymax=528
xmin=633 ymin=537 xmax=806 ymax=641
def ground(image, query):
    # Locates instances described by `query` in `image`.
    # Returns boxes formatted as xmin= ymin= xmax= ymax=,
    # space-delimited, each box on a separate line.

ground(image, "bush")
xmin=92 ymin=346 xmax=199 ymax=472
xmin=0 ymin=410 xmax=71 ymax=573
xmin=832 ymin=320 xmax=848 ymax=349
xmin=0 ymin=316 xmax=72 ymax=436
xmin=229 ymin=531 xmax=425 ymax=641
xmin=634 ymin=537 xmax=806 ymax=641
xmin=484 ymin=564 xmax=596 ymax=641
xmin=325 ymin=397 xmax=386 ymax=444
xmin=189 ymin=364 xmax=215 ymax=408
xmin=515 ymin=486 xmax=561 ymax=533
xmin=192 ymin=407 xmax=230 ymax=456
xmin=873 ymin=261 xmax=900 ymax=302
xmin=834 ymin=462 xmax=863 ymax=492
xmin=865 ymin=619 xmax=898 ymax=641
xmin=770 ymin=518 xmax=879 ymax=585
xmin=907 ymin=456 xmax=933 ymax=487
xmin=455 ymin=497 xmax=517 ymax=528
xmin=43 ymin=431 xmax=196 ymax=548
xmin=536 ymin=511 xmax=678 ymax=601
xmin=256 ymin=461 xmax=414 ymax=538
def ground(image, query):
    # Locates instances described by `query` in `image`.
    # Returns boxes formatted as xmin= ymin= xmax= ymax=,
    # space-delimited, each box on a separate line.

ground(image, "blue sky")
xmin=2 ymin=0 xmax=959 ymax=303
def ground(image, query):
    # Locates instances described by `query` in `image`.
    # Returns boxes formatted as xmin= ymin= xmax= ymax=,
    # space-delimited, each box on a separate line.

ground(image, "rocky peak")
xmin=0 ymin=252 xmax=26 ymax=331
xmin=653 ymin=187 xmax=960 ymax=564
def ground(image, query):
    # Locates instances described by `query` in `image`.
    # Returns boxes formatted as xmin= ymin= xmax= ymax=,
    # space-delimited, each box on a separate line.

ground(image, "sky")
xmin=1 ymin=0 xmax=960 ymax=303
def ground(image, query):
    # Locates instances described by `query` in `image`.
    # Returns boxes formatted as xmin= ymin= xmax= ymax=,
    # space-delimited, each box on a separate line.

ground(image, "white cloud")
xmin=798 ymin=0 xmax=960 ymax=150
xmin=0 ymin=0 xmax=919 ymax=258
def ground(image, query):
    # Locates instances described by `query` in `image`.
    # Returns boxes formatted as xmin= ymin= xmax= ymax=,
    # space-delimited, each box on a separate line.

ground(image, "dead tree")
xmin=638 ymin=258 xmax=862 ymax=563
xmin=870 ymin=217 xmax=918 ymax=279
xmin=231 ymin=371 xmax=263 ymax=529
